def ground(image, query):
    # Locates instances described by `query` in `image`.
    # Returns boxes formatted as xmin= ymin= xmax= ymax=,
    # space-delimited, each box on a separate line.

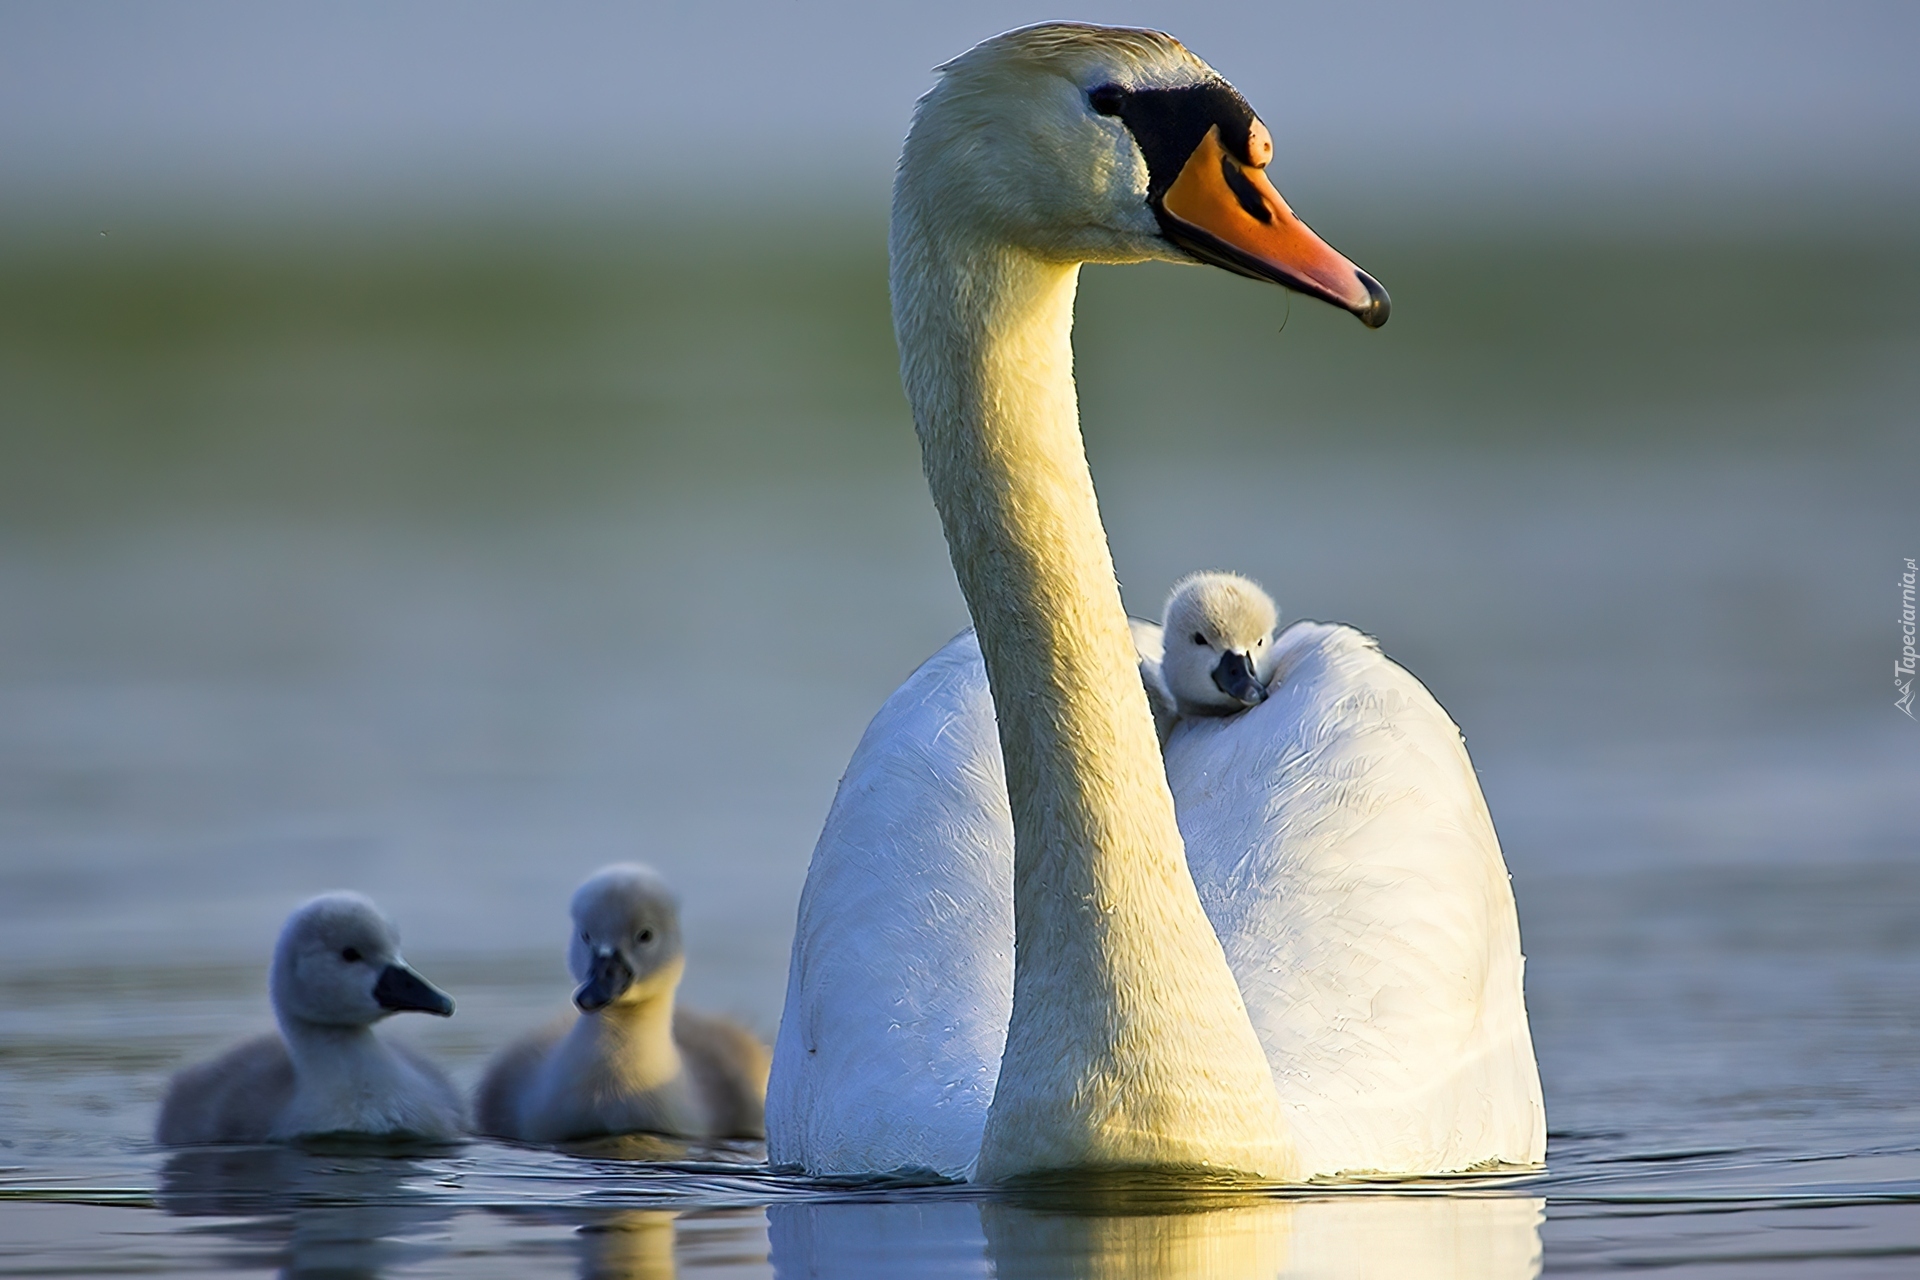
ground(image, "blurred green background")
xmin=4 ymin=207 xmax=1913 ymax=968
xmin=6 ymin=218 xmax=1915 ymax=522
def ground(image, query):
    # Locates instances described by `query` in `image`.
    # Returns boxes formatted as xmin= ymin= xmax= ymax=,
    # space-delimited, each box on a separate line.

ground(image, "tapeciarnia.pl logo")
xmin=1899 ymin=557 xmax=1917 ymax=719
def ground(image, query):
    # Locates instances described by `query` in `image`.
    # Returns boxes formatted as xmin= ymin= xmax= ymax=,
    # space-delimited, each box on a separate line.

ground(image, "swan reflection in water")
xmin=159 ymin=1144 xmax=774 ymax=1280
xmin=771 ymin=1189 xmax=1544 ymax=1280
xmin=158 ymin=1144 xmax=455 ymax=1279
xmin=159 ymin=1148 xmax=1541 ymax=1278
xmin=573 ymin=1210 xmax=679 ymax=1280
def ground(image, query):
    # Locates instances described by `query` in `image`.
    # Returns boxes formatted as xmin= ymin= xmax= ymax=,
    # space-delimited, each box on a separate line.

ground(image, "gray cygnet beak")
xmin=373 ymin=963 xmax=455 ymax=1017
xmin=574 ymin=948 xmax=635 ymax=1013
xmin=1211 ymin=650 xmax=1268 ymax=707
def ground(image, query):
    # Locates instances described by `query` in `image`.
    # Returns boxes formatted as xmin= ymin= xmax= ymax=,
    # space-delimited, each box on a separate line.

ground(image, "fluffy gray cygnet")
xmin=155 ymin=892 xmax=463 ymax=1146
xmin=474 ymin=864 xmax=770 ymax=1145
xmin=1139 ymin=571 xmax=1282 ymax=741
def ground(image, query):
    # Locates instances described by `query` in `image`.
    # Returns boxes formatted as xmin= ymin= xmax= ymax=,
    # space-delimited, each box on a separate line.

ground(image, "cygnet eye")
xmin=340 ymin=947 xmax=362 ymax=964
xmin=636 ymin=929 xmax=654 ymax=945
xmin=1191 ymin=632 xmax=1208 ymax=646
xmin=580 ymin=931 xmax=590 ymax=944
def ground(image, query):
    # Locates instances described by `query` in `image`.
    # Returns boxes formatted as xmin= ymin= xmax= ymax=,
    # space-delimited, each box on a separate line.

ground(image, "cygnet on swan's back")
xmin=155 ymin=892 xmax=463 ymax=1146
xmin=1154 ymin=571 xmax=1282 ymax=734
xmin=474 ymin=864 xmax=769 ymax=1145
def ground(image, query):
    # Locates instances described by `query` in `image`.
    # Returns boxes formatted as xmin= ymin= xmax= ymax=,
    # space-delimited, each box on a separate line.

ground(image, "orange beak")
xmin=1157 ymin=125 xmax=1389 ymax=328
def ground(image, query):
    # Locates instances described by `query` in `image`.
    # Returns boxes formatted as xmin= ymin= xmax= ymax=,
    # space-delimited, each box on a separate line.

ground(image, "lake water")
xmin=1 ymin=215 xmax=1917 ymax=1275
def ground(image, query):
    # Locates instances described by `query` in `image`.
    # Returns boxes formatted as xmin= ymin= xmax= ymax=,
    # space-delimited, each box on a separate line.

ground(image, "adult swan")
xmin=768 ymin=23 xmax=1545 ymax=1183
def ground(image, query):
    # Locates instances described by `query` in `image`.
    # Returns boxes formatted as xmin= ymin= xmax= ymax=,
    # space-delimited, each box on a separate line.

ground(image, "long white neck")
xmin=892 ymin=192 xmax=1294 ymax=1182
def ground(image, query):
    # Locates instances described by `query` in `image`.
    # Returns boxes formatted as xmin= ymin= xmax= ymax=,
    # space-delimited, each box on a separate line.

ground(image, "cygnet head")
xmin=1161 ymin=571 xmax=1280 ymax=716
xmin=269 ymin=892 xmax=454 ymax=1029
xmin=568 ymin=864 xmax=685 ymax=1014
xmin=896 ymin=22 xmax=1386 ymax=324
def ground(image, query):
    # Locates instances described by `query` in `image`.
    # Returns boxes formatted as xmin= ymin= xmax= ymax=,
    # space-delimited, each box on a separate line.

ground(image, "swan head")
xmin=269 ymin=892 xmax=454 ymax=1029
xmin=567 ymin=864 xmax=685 ymax=1013
xmin=897 ymin=22 xmax=1387 ymax=325
xmin=1161 ymin=571 xmax=1281 ymax=716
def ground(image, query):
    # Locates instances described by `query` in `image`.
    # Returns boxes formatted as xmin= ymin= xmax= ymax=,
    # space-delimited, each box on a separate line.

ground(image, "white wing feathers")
xmin=767 ymin=623 xmax=1545 ymax=1179
xmin=1167 ymin=622 xmax=1545 ymax=1173
xmin=766 ymin=633 xmax=1013 ymax=1179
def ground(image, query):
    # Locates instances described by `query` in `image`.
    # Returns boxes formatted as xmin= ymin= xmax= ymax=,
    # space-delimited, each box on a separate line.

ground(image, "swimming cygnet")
xmin=1147 ymin=571 xmax=1282 ymax=738
xmin=474 ymin=864 xmax=770 ymax=1145
xmin=155 ymin=892 xmax=462 ymax=1146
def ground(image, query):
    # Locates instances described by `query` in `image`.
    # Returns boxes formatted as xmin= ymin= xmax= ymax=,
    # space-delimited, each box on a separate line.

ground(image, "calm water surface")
xmin=1 ymin=221 xmax=1917 ymax=1275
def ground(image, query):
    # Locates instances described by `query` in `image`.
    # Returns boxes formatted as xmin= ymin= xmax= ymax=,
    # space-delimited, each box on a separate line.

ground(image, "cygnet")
xmin=1154 ymin=571 xmax=1282 ymax=731
xmin=155 ymin=892 xmax=462 ymax=1146
xmin=474 ymin=864 xmax=770 ymax=1145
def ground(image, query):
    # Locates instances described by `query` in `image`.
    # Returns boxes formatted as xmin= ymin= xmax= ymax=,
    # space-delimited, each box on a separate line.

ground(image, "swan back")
xmin=1167 ymin=623 xmax=1547 ymax=1172
xmin=770 ymin=622 xmax=1546 ymax=1178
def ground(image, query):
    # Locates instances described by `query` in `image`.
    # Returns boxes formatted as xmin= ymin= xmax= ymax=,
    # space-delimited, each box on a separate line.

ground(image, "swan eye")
xmin=1191 ymin=632 xmax=1208 ymax=646
xmin=340 ymin=947 xmax=362 ymax=964
xmin=581 ymin=931 xmax=590 ymax=944
xmin=1088 ymin=84 xmax=1125 ymax=117
xmin=636 ymin=929 xmax=654 ymax=945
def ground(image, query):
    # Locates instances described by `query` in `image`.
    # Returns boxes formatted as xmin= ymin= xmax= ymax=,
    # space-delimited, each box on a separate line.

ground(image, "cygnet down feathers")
xmin=474 ymin=864 xmax=769 ymax=1145
xmin=1138 ymin=570 xmax=1281 ymax=740
xmin=155 ymin=892 xmax=463 ymax=1145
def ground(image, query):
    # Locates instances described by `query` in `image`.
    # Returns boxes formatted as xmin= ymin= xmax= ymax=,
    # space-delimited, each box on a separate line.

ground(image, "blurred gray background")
xmin=1 ymin=0 xmax=1917 ymax=1180
xmin=5 ymin=2 xmax=1917 ymax=215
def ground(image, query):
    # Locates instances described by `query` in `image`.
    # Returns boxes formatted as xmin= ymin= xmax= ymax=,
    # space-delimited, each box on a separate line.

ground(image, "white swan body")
xmin=771 ymin=633 xmax=1012 ymax=1178
xmin=769 ymin=625 xmax=1544 ymax=1178
xmin=156 ymin=892 xmax=463 ymax=1146
xmin=1172 ymin=622 xmax=1542 ymax=1175
xmin=768 ymin=22 xmax=1539 ymax=1182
